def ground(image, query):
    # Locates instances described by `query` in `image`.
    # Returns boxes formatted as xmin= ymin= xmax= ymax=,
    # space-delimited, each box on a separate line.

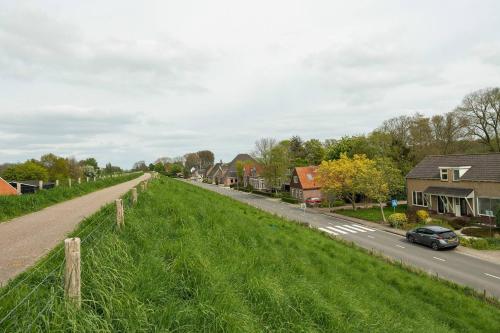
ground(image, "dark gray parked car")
xmin=406 ymin=226 xmax=459 ymax=250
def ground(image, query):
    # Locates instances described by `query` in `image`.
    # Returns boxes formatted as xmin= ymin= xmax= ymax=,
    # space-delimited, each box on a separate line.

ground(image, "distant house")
xmin=0 ymin=177 xmax=17 ymax=196
xmin=220 ymin=154 xmax=256 ymax=187
xmin=290 ymin=166 xmax=322 ymax=201
xmin=206 ymin=162 xmax=224 ymax=184
xmin=243 ymin=163 xmax=267 ymax=190
xmin=406 ymin=153 xmax=500 ymax=220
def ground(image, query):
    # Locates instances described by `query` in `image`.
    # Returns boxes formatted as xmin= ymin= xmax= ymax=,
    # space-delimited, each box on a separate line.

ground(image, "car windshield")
xmin=438 ymin=231 xmax=456 ymax=239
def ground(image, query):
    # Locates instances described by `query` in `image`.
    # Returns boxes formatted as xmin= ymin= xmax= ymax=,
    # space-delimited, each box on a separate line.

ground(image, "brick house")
xmin=0 ymin=177 xmax=17 ymax=196
xmin=290 ymin=166 xmax=322 ymax=202
xmin=243 ymin=163 xmax=267 ymax=190
xmin=220 ymin=154 xmax=256 ymax=186
xmin=406 ymin=153 xmax=500 ymax=219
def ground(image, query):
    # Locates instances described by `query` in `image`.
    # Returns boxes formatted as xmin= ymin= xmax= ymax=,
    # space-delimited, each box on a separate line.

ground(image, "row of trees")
xmin=0 ymin=154 xmax=122 ymax=181
xmin=252 ymin=87 xmax=500 ymax=189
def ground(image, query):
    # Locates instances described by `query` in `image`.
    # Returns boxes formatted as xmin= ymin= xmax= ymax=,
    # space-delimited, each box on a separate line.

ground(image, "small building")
xmin=0 ymin=177 xmax=17 ymax=196
xmin=290 ymin=166 xmax=322 ymax=202
xmin=243 ymin=163 xmax=267 ymax=190
xmin=220 ymin=154 xmax=256 ymax=187
xmin=406 ymin=153 xmax=500 ymax=219
xmin=8 ymin=180 xmax=55 ymax=194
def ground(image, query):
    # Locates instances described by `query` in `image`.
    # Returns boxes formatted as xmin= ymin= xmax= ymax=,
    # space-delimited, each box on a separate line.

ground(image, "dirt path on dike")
xmin=0 ymin=173 xmax=150 ymax=285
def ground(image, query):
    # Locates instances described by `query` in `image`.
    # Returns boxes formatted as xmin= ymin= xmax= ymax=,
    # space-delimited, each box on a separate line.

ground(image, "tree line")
xmin=0 ymin=154 xmax=122 ymax=181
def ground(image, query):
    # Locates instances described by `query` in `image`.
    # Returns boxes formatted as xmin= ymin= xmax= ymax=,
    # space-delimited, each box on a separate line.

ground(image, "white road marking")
xmin=343 ymin=224 xmax=368 ymax=232
xmin=327 ymin=226 xmax=348 ymax=234
xmin=395 ymin=245 xmax=405 ymax=249
xmin=433 ymin=257 xmax=446 ymax=262
xmin=319 ymin=227 xmax=338 ymax=235
xmin=367 ymin=235 xmax=375 ymax=239
xmin=352 ymin=224 xmax=376 ymax=232
xmin=334 ymin=225 xmax=358 ymax=233
xmin=484 ymin=273 xmax=500 ymax=280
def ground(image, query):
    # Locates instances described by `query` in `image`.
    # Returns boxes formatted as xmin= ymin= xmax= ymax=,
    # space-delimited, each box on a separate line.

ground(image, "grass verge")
xmin=0 ymin=173 xmax=142 ymax=223
xmin=336 ymin=205 xmax=407 ymax=222
xmin=1 ymin=177 xmax=499 ymax=332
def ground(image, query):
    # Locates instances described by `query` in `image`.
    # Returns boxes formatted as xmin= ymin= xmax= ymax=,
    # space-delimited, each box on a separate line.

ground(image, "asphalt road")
xmin=189 ymin=181 xmax=500 ymax=299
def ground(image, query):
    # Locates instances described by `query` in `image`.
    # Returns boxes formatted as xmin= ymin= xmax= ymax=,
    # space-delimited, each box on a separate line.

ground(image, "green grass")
xmin=0 ymin=173 xmax=142 ymax=223
xmin=1 ymin=178 xmax=499 ymax=332
xmin=336 ymin=205 xmax=407 ymax=222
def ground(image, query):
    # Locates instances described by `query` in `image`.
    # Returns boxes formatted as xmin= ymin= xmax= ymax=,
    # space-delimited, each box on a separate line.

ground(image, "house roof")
xmin=294 ymin=166 xmax=320 ymax=190
xmin=0 ymin=177 xmax=17 ymax=196
xmin=406 ymin=153 xmax=500 ymax=182
xmin=423 ymin=186 xmax=474 ymax=198
xmin=224 ymin=154 xmax=257 ymax=178
xmin=207 ymin=163 xmax=222 ymax=178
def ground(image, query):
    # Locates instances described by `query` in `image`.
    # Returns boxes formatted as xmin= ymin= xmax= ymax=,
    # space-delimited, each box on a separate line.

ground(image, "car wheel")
xmin=407 ymin=235 xmax=415 ymax=243
xmin=431 ymin=242 xmax=439 ymax=251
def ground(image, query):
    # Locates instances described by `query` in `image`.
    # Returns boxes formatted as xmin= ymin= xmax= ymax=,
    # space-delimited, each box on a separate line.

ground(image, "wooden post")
xmin=68 ymin=178 xmax=72 ymax=187
xmin=39 ymin=180 xmax=43 ymax=190
xmin=115 ymin=199 xmax=124 ymax=227
xmin=16 ymin=183 xmax=21 ymax=195
xmin=93 ymin=176 xmax=96 ymax=181
xmin=78 ymin=178 xmax=81 ymax=184
xmin=131 ymin=188 xmax=138 ymax=205
xmin=86 ymin=177 xmax=89 ymax=182
xmin=64 ymin=237 xmax=81 ymax=308
xmin=56 ymin=179 xmax=59 ymax=187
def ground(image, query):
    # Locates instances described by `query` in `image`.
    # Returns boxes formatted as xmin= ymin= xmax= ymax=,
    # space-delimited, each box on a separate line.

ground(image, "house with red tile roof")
xmin=243 ymin=163 xmax=267 ymax=190
xmin=290 ymin=166 xmax=322 ymax=201
xmin=0 ymin=177 xmax=17 ymax=196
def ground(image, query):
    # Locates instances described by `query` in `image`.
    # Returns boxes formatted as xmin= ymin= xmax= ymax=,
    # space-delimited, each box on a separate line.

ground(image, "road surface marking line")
xmin=319 ymin=228 xmax=338 ymax=235
xmin=352 ymin=224 xmax=376 ymax=231
xmin=344 ymin=225 xmax=368 ymax=232
xmin=433 ymin=257 xmax=446 ymax=262
xmin=484 ymin=273 xmax=500 ymax=280
xmin=334 ymin=226 xmax=358 ymax=233
xmin=395 ymin=245 xmax=405 ymax=249
xmin=342 ymin=225 xmax=367 ymax=232
xmin=326 ymin=227 xmax=348 ymax=234
xmin=367 ymin=235 xmax=375 ymax=239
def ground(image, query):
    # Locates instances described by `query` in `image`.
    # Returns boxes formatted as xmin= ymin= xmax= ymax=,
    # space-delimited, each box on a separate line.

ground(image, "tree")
xmin=154 ymin=162 xmax=165 ymax=173
xmin=289 ymin=135 xmax=306 ymax=166
xmin=184 ymin=153 xmax=201 ymax=173
xmin=317 ymin=154 xmax=372 ymax=210
xmin=304 ymin=139 xmax=325 ymax=165
xmin=40 ymin=153 xmax=70 ymax=181
xmin=2 ymin=161 xmax=49 ymax=181
xmin=81 ymin=157 xmax=98 ymax=170
xmin=148 ymin=163 xmax=155 ymax=171
xmin=66 ymin=157 xmax=83 ymax=179
xmin=256 ymin=140 xmax=289 ymax=192
xmin=430 ymin=111 xmax=467 ymax=154
xmin=457 ymin=87 xmax=500 ymax=152
xmin=197 ymin=150 xmax=215 ymax=169
xmin=253 ymin=137 xmax=277 ymax=165
xmin=324 ymin=135 xmax=376 ymax=161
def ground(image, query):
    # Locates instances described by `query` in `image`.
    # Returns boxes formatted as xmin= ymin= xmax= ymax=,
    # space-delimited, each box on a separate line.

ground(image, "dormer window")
xmin=440 ymin=169 xmax=448 ymax=181
xmin=453 ymin=169 xmax=460 ymax=181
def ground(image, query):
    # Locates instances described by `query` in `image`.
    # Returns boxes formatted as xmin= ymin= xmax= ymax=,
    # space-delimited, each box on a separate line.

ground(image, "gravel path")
xmin=0 ymin=173 xmax=150 ymax=285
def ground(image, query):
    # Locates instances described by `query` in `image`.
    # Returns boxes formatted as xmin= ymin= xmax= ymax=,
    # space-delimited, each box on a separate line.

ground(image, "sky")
xmin=1 ymin=0 xmax=499 ymax=168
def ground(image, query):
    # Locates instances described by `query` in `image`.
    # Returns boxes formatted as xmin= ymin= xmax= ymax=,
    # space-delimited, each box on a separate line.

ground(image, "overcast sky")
xmin=1 ymin=0 xmax=499 ymax=168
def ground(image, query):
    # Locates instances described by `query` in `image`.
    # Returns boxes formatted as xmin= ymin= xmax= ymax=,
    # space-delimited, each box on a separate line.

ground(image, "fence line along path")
xmin=0 ymin=173 xmax=149 ymax=285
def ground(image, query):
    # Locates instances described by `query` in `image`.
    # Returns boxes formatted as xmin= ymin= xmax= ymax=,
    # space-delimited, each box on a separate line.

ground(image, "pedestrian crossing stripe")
xmin=318 ymin=227 xmax=338 ymax=235
xmin=322 ymin=224 xmax=376 ymax=235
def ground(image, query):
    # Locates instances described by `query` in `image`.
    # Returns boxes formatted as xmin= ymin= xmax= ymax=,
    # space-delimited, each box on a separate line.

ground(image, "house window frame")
xmin=477 ymin=196 xmax=500 ymax=217
xmin=440 ymin=169 xmax=448 ymax=181
xmin=452 ymin=169 xmax=460 ymax=182
xmin=412 ymin=191 xmax=427 ymax=207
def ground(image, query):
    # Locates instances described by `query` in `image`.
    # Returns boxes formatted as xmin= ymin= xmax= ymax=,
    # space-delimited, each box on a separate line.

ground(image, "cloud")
xmin=0 ymin=9 xmax=209 ymax=94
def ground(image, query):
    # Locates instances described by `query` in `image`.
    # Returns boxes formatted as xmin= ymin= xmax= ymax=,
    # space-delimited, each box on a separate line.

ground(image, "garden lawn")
xmin=0 ymin=173 xmax=142 ymax=223
xmin=336 ymin=205 xmax=407 ymax=222
xmin=1 ymin=178 xmax=499 ymax=332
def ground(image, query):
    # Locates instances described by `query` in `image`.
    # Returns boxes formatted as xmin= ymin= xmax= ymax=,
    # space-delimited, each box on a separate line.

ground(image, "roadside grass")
xmin=336 ymin=205 xmax=407 ymax=222
xmin=1 ymin=178 xmax=499 ymax=332
xmin=0 ymin=173 xmax=142 ymax=223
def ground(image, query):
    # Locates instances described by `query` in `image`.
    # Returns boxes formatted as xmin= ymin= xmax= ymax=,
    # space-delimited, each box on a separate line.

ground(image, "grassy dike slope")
xmin=1 ymin=177 xmax=499 ymax=332
xmin=0 ymin=172 xmax=142 ymax=223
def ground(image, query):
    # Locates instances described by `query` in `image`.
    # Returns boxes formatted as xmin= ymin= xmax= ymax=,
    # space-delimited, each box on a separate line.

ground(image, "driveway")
xmin=0 ymin=173 xmax=149 ymax=285
xmin=189 ymin=181 xmax=500 ymax=299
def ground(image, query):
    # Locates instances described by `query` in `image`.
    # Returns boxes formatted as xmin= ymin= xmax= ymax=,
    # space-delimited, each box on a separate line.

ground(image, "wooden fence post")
xmin=39 ymin=180 xmax=43 ymax=190
xmin=64 ymin=237 xmax=81 ymax=308
xmin=93 ymin=176 xmax=96 ymax=182
xmin=86 ymin=177 xmax=89 ymax=182
xmin=56 ymin=179 xmax=59 ymax=187
xmin=115 ymin=199 xmax=124 ymax=227
xmin=68 ymin=179 xmax=72 ymax=187
xmin=78 ymin=178 xmax=81 ymax=184
xmin=16 ymin=183 xmax=21 ymax=195
xmin=131 ymin=188 xmax=138 ymax=205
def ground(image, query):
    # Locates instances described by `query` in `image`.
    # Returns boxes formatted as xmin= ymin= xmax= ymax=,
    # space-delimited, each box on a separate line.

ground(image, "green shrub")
xmin=460 ymin=237 xmax=490 ymax=250
xmin=281 ymin=196 xmax=299 ymax=204
xmin=416 ymin=210 xmax=429 ymax=223
xmin=462 ymin=227 xmax=500 ymax=238
xmin=388 ymin=213 xmax=408 ymax=228
xmin=448 ymin=218 xmax=473 ymax=230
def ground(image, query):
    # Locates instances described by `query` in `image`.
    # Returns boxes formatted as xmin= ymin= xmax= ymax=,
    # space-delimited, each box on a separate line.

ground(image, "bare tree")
xmin=252 ymin=137 xmax=277 ymax=164
xmin=430 ymin=111 xmax=468 ymax=154
xmin=457 ymin=88 xmax=500 ymax=152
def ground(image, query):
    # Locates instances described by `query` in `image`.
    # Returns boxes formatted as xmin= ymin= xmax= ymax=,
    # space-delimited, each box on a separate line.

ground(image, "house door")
xmin=460 ymin=198 xmax=468 ymax=216
xmin=437 ymin=196 xmax=445 ymax=214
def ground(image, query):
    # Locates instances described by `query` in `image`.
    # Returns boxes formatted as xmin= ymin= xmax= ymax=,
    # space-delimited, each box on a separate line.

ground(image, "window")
xmin=440 ymin=169 xmax=448 ymax=181
xmin=293 ymin=176 xmax=298 ymax=183
xmin=478 ymin=197 xmax=500 ymax=216
xmin=412 ymin=191 xmax=427 ymax=207
xmin=453 ymin=169 xmax=460 ymax=181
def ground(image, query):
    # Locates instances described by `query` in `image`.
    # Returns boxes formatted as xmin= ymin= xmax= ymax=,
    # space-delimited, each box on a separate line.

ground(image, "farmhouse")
xmin=290 ymin=166 xmax=322 ymax=202
xmin=0 ymin=177 xmax=17 ymax=196
xmin=220 ymin=154 xmax=256 ymax=186
xmin=243 ymin=163 xmax=267 ymax=190
xmin=406 ymin=153 xmax=500 ymax=220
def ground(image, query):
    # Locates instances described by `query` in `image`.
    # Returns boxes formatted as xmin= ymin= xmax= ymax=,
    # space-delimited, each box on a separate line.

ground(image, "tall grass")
xmin=0 ymin=173 xmax=142 ymax=223
xmin=0 ymin=177 xmax=499 ymax=332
